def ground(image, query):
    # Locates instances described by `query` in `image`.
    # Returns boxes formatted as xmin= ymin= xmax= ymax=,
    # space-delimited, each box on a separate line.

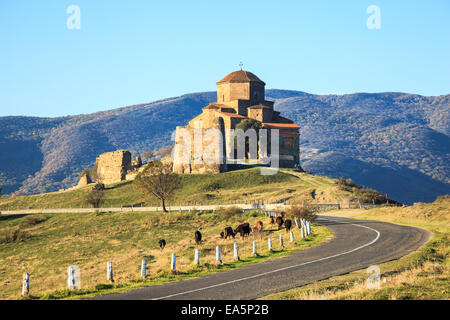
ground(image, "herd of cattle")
xmin=158 ymin=212 xmax=294 ymax=250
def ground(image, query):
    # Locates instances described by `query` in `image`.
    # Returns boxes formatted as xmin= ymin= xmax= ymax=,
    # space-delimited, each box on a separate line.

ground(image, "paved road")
xmin=93 ymin=216 xmax=430 ymax=300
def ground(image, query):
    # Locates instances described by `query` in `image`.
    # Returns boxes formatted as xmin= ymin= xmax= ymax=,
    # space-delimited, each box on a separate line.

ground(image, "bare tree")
xmin=141 ymin=150 xmax=155 ymax=163
xmin=84 ymin=188 xmax=105 ymax=208
xmin=157 ymin=146 xmax=173 ymax=159
xmin=133 ymin=161 xmax=181 ymax=212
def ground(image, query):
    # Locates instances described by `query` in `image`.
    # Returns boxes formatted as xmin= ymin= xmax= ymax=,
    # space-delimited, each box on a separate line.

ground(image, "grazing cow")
xmin=158 ymin=239 xmax=166 ymax=250
xmin=195 ymin=231 xmax=202 ymax=245
xmin=284 ymin=219 xmax=292 ymax=232
xmin=223 ymin=227 xmax=235 ymax=239
xmin=270 ymin=217 xmax=275 ymax=225
xmin=234 ymin=223 xmax=251 ymax=238
xmin=275 ymin=216 xmax=284 ymax=230
xmin=255 ymin=220 xmax=263 ymax=232
xmin=220 ymin=231 xmax=225 ymax=239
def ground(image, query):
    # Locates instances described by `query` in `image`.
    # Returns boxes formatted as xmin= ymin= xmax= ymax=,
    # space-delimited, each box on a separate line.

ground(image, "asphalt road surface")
xmin=93 ymin=216 xmax=430 ymax=300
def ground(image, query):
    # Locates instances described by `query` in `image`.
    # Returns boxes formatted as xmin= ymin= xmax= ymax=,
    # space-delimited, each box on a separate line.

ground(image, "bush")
xmin=287 ymin=205 xmax=317 ymax=222
xmin=84 ymin=189 xmax=105 ymax=208
xmin=0 ymin=227 xmax=30 ymax=244
xmin=216 ymin=207 xmax=243 ymax=220
xmin=22 ymin=215 xmax=46 ymax=226
xmin=335 ymin=177 xmax=359 ymax=192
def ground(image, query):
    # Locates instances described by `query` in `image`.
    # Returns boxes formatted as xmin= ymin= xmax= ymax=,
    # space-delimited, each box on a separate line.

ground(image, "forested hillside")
xmin=0 ymin=90 xmax=448 ymax=204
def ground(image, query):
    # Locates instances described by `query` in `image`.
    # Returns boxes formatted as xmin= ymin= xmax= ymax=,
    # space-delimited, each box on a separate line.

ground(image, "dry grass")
xmin=262 ymin=195 xmax=450 ymax=300
xmin=0 ymin=209 xmax=331 ymax=300
xmin=0 ymin=168 xmax=353 ymax=210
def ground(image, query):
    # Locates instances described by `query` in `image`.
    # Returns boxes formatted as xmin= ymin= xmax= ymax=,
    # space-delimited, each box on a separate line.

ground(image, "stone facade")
xmin=96 ymin=150 xmax=132 ymax=184
xmin=173 ymin=70 xmax=300 ymax=174
xmin=77 ymin=173 xmax=92 ymax=187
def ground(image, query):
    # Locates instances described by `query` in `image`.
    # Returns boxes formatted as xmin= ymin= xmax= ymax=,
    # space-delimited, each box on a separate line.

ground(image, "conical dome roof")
xmin=217 ymin=70 xmax=265 ymax=85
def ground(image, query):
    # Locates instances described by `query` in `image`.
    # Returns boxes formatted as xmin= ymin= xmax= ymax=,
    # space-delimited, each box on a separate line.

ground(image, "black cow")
xmin=284 ymin=219 xmax=292 ymax=232
xmin=275 ymin=217 xmax=284 ymax=229
xmin=234 ymin=223 xmax=251 ymax=238
xmin=195 ymin=231 xmax=202 ymax=245
xmin=158 ymin=239 xmax=166 ymax=250
xmin=223 ymin=227 xmax=235 ymax=239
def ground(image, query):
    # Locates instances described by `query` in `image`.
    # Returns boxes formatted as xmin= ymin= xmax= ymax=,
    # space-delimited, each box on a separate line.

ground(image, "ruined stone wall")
xmin=96 ymin=150 xmax=132 ymax=184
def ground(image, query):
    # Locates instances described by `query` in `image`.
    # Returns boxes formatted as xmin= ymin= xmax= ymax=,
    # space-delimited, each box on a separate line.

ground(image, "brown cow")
xmin=223 ymin=227 xmax=235 ymax=239
xmin=275 ymin=216 xmax=284 ymax=230
xmin=234 ymin=223 xmax=251 ymax=238
xmin=194 ymin=231 xmax=202 ymax=245
xmin=284 ymin=219 xmax=292 ymax=232
xmin=255 ymin=221 xmax=263 ymax=232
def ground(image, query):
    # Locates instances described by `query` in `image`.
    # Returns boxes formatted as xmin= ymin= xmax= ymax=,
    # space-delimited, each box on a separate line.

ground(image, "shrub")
xmin=216 ymin=207 xmax=243 ymax=220
xmin=0 ymin=227 xmax=30 ymax=244
xmin=84 ymin=189 xmax=105 ymax=208
xmin=335 ymin=176 xmax=359 ymax=192
xmin=22 ymin=215 xmax=46 ymax=226
xmin=287 ymin=205 xmax=317 ymax=222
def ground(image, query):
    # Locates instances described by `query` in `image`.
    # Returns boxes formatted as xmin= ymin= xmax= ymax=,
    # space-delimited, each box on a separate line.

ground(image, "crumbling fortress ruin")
xmin=77 ymin=150 xmax=145 ymax=187
xmin=172 ymin=70 xmax=300 ymax=174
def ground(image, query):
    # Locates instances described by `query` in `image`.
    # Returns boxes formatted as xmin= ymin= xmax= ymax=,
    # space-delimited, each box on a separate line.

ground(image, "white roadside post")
xmin=194 ymin=249 xmax=200 ymax=265
xmin=107 ymin=262 xmax=114 ymax=282
xmin=280 ymin=234 xmax=284 ymax=248
xmin=141 ymin=259 xmax=147 ymax=278
xmin=22 ymin=273 xmax=30 ymax=296
xmin=290 ymin=231 xmax=294 ymax=243
xmin=67 ymin=266 xmax=75 ymax=289
xmin=171 ymin=253 xmax=176 ymax=270
xmin=253 ymin=240 xmax=257 ymax=256
xmin=294 ymin=218 xmax=300 ymax=228
xmin=216 ymin=246 xmax=222 ymax=264
xmin=268 ymin=238 xmax=273 ymax=251
xmin=301 ymin=227 xmax=305 ymax=239
xmin=234 ymin=243 xmax=239 ymax=261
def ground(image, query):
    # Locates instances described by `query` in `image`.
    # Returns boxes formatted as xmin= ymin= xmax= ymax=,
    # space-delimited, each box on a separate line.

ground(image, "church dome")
xmin=217 ymin=70 xmax=265 ymax=85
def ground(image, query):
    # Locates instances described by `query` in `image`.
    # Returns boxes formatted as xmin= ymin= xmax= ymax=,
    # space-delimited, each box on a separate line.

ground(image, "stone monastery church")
xmin=172 ymin=69 xmax=300 ymax=174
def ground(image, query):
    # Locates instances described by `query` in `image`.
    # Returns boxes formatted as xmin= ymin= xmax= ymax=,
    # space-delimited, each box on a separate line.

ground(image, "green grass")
xmin=261 ymin=196 xmax=450 ymax=300
xmin=0 ymin=208 xmax=331 ymax=300
xmin=0 ymin=168 xmax=353 ymax=210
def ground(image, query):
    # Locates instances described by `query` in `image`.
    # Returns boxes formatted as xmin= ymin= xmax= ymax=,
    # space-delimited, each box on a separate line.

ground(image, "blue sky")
xmin=0 ymin=0 xmax=449 ymax=117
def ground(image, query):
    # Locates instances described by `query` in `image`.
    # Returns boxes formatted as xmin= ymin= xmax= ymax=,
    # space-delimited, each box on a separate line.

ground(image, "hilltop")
xmin=0 ymin=168 xmax=387 ymax=210
xmin=0 ymin=90 xmax=449 ymax=204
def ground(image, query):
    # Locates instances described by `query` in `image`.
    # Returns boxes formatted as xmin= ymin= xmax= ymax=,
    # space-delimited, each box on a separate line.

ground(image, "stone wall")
xmin=96 ymin=150 xmax=132 ymax=184
xmin=77 ymin=174 xmax=92 ymax=187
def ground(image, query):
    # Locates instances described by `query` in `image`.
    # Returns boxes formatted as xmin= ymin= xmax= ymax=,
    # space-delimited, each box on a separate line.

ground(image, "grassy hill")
xmin=0 ymin=168 xmax=386 ymax=211
xmin=1 ymin=90 xmax=449 ymax=204
xmin=0 ymin=207 xmax=330 ymax=300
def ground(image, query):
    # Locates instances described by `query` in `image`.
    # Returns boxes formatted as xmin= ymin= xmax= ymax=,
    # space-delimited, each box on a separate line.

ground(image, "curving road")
xmin=93 ymin=216 xmax=430 ymax=300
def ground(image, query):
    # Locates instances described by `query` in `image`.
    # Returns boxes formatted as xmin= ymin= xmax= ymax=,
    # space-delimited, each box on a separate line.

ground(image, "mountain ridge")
xmin=0 ymin=89 xmax=448 ymax=205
